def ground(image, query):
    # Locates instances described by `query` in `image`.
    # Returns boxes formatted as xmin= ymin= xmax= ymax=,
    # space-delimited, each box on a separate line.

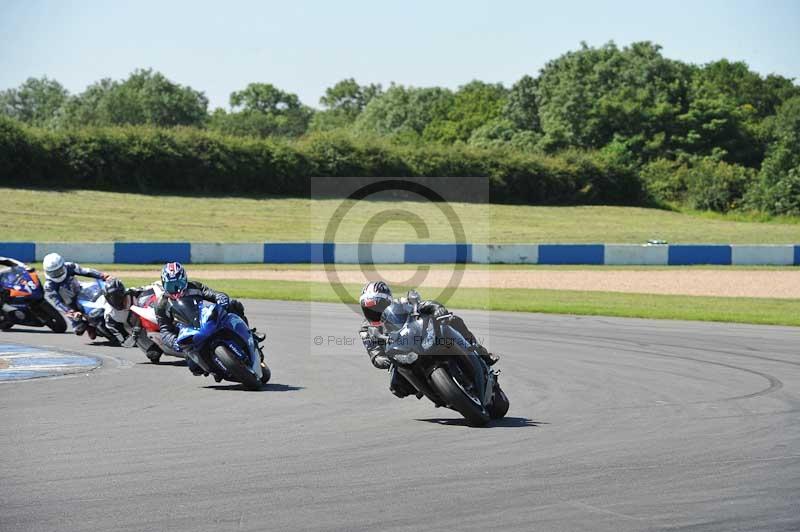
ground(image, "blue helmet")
xmin=161 ymin=262 xmax=188 ymax=297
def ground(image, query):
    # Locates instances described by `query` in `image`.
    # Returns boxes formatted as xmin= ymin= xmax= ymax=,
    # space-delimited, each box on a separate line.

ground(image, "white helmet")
xmin=43 ymin=253 xmax=67 ymax=282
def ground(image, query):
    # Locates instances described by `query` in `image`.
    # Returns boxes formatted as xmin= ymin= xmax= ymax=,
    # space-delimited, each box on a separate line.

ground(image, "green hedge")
xmin=0 ymin=117 xmax=644 ymax=204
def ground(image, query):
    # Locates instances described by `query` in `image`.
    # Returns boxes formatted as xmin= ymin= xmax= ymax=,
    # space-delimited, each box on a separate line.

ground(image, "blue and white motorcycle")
xmin=171 ymin=296 xmax=270 ymax=390
xmin=75 ymin=279 xmax=119 ymax=344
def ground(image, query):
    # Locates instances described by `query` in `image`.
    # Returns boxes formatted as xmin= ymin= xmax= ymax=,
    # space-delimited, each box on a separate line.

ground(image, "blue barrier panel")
xmin=114 ymin=243 xmax=191 ymax=264
xmin=538 ymin=244 xmax=604 ymax=265
xmin=668 ymin=245 xmax=731 ymax=265
xmin=0 ymin=242 xmax=36 ymax=262
xmin=796 ymin=245 xmax=800 ymax=265
xmin=264 ymin=243 xmax=335 ymax=264
xmin=404 ymin=244 xmax=471 ymax=263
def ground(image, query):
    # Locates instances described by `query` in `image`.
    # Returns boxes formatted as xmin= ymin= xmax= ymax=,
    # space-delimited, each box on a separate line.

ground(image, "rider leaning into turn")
xmin=41 ymin=253 xmax=111 ymax=338
xmin=155 ymin=262 xmax=266 ymax=376
xmin=102 ymin=278 xmax=161 ymax=358
xmin=358 ymin=281 xmax=498 ymax=398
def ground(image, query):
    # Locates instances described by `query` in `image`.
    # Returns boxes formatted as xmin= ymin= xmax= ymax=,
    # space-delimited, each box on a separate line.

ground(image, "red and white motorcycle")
xmin=129 ymin=284 xmax=184 ymax=364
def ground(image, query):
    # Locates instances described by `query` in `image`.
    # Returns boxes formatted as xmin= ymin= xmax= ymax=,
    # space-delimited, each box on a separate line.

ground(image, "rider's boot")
xmin=187 ymin=358 xmax=204 ymax=376
xmin=251 ymin=328 xmax=266 ymax=343
xmin=474 ymin=344 xmax=499 ymax=366
xmin=73 ymin=321 xmax=87 ymax=336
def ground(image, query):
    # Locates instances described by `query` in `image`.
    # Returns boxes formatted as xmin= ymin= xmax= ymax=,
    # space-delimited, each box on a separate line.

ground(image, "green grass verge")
xmin=119 ymin=276 xmax=800 ymax=327
xmin=5 ymin=187 xmax=800 ymax=243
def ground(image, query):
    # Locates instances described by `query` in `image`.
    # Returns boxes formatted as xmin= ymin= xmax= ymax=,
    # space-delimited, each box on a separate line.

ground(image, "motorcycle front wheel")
xmin=488 ymin=383 xmax=510 ymax=419
xmin=430 ymin=364 xmax=490 ymax=427
xmin=38 ymin=302 xmax=67 ymax=333
xmin=212 ymin=344 xmax=261 ymax=391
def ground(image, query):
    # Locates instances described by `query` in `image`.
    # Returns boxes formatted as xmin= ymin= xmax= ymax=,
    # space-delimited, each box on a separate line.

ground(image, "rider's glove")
xmin=216 ymin=294 xmax=230 ymax=308
xmin=371 ymin=353 xmax=391 ymax=369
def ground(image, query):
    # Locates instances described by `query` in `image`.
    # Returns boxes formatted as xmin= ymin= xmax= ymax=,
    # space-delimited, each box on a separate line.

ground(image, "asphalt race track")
xmin=1 ymin=300 xmax=798 ymax=532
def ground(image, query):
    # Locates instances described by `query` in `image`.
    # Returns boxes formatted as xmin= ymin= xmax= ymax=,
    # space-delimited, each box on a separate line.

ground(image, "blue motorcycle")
xmin=75 ymin=278 xmax=118 ymax=344
xmin=0 ymin=266 xmax=67 ymax=333
xmin=172 ymin=296 xmax=270 ymax=390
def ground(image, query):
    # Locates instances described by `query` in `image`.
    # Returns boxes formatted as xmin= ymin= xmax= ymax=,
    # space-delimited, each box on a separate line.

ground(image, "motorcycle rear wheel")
xmin=212 ymin=344 xmax=261 ymax=391
xmin=430 ymin=365 xmax=490 ymax=427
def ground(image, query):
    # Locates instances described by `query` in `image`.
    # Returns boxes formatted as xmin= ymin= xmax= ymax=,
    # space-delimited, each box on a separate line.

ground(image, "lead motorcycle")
xmin=380 ymin=294 xmax=509 ymax=426
xmin=169 ymin=295 xmax=270 ymax=390
xmin=0 ymin=266 xmax=67 ymax=333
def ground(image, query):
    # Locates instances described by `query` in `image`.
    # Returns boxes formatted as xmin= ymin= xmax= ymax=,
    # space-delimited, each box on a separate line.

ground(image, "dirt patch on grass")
xmin=110 ymin=268 xmax=800 ymax=299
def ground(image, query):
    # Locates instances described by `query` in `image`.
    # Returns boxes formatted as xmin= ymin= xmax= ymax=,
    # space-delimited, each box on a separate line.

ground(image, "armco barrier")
xmin=1 ymin=242 xmax=798 ymax=265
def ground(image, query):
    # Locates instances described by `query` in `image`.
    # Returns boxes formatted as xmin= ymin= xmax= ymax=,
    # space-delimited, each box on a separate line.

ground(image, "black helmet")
xmin=359 ymin=281 xmax=393 ymax=325
xmin=104 ymin=278 xmax=126 ymax=310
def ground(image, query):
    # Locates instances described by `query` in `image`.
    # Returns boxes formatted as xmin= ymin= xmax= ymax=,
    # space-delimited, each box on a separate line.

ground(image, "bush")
xmin=641 ymin=157 xmax=755 ymax=212
xmin=0 ymin=119 xmax=644 ymax=204
xmin=684 ymin=158 xmax=755 ymax=212
xmin=640 ymin=158 xmax=688 ymax=204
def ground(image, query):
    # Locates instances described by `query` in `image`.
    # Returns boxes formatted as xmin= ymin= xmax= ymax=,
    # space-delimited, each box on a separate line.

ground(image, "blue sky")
xmin=1 ymin=0 xmax=798 ymax=109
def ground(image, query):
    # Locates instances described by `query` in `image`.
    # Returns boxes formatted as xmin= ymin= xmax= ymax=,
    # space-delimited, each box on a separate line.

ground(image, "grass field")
xmin=5 ymin=188 xmax=800 ymax=243
xmin=117 ymin=276 xmax=800 ymax=327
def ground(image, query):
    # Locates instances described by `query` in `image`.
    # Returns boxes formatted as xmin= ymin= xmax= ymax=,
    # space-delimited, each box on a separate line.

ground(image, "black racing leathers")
xmin=104 ymin=285 xmax=157 ymax=347
xmin=155 ymin=281 xmax=240 ymax=349
xmin=359 ymin=299 xmax=487 ymax=370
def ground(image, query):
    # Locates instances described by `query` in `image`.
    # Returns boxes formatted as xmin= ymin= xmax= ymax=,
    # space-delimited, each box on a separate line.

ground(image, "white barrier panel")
xmin=472 ymin=244 xmax=538 ymax=264
xmin=334 ymin=243 xmax=405 ymax=264
xmin=605 ymin=244 xmax=669 ymax=265
xmin=731 ymin=245 xmax=795 ymax=265
xmin=190 ymin=243 xmax=263 ymax=264
xmin=35 ymin=242 xmax=114 ymax=263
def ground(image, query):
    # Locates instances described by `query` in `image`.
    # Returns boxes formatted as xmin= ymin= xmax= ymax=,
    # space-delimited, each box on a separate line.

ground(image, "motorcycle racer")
xmin=103 ymin=278 xmax=163 ymax=359
xmin=41 ymin=253 xmax=111 ymax=338
xmin=358 ymin=281 xmax=498 ymax=398
xmin=155 ymin=262 xmax=266 ymax=376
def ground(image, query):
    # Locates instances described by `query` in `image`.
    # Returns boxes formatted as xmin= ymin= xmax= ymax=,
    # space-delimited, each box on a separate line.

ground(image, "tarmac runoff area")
xmin=1 ymin=300 xmax=799 ymax=531
xmin=0 ymin=343 xmax=100 ymax=382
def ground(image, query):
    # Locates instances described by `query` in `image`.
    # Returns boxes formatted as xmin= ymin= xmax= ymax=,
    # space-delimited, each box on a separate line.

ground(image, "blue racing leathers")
xmin=44 ymin=262 xmax=106 ymax=324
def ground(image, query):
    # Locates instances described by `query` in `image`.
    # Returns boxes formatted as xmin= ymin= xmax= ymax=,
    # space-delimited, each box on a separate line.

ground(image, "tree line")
xmin=2 ymin=41 xmax=799 ymax=215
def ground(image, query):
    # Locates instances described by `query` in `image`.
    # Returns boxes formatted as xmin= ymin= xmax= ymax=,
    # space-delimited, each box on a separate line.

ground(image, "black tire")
xmin=0 ymin=320 xmax=13 ymax=331
xmin=260 ymin=363 xmax=271 ymax=384
xmin=39 ymin=303 xmax=67 ymax=333
xmin=488 ymin=383 xmax=510 ymax=419
xmin=430 ymin=365 xmax=490 ymax=427
xmin=212 ymin=344 xmax=261 ymax=391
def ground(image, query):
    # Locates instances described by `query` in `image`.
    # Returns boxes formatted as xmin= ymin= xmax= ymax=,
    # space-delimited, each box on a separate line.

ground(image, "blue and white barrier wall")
xmin=0 ymin=242 xmax=798 ymax=265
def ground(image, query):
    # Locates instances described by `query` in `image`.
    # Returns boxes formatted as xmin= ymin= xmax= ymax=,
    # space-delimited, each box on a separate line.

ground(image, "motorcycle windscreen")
xmin=79 ymin=281 xmax=104 ymax=302
xmin=381 ymin=301 xmax=412 ymax=333
xmin=170 ymin=297 xmax=204 ymax=329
